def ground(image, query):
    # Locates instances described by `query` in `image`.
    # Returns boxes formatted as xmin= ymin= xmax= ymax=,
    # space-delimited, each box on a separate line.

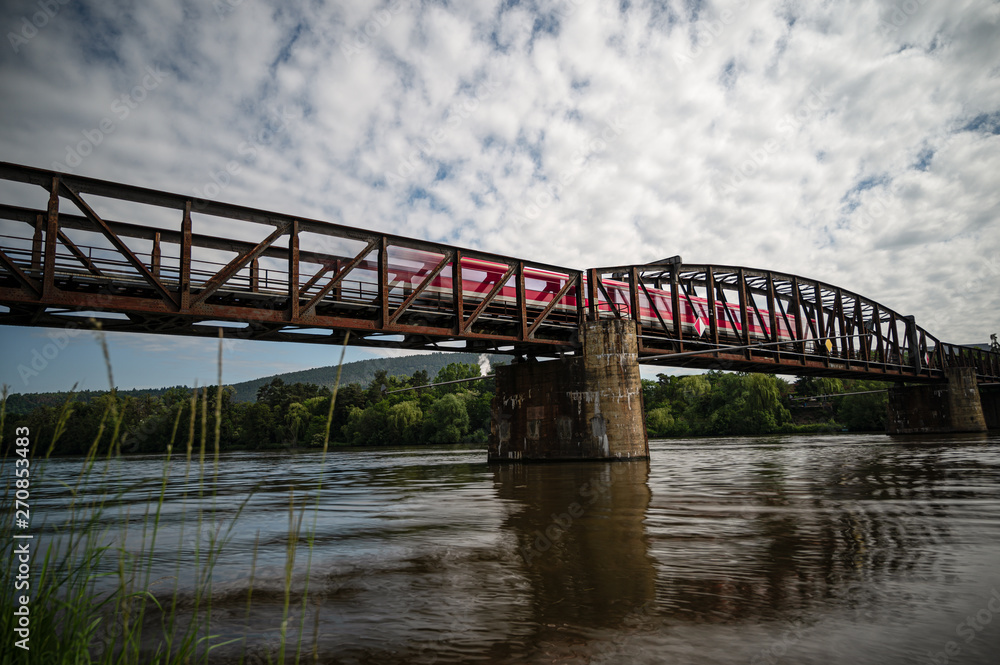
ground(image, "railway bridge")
xmin=0 ymin=162 xmax=997 ymax=458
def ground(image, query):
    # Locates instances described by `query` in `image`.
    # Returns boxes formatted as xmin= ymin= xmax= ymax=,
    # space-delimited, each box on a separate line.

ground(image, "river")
xmin=22 ymin=433 xmax=1000 ymax=664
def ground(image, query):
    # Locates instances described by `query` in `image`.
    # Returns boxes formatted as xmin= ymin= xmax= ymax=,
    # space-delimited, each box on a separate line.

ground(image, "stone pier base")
xmin=887 ymin=367 xmax=988 ymax=434
xmin=488 ymin=319 xmax=648 ymax=461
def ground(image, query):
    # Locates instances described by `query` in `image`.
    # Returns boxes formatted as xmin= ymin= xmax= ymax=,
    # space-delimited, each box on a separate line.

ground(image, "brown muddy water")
xmin=24 ymin=433 xmax=1000 ymax=663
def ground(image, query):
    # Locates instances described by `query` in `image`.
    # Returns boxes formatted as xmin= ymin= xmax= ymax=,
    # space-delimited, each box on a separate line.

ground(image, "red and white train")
xmin=383 ymin=249 xmax=809 ymax=343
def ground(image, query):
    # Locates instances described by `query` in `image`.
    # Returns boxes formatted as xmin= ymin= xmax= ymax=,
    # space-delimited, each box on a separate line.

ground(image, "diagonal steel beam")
xmin=638 ymin=280 xmax=670 ymax=335
xmin=748 ymin=293 xmax=769 ymax=340
xmin=595 ymin=277 xmax=622 ymax=320
xmin=774 ymin=292 xmax=795 ymax=348
xmin=302 ymin=237 xmax=378 ymax=316
xmin=301 ymin=260 xmax=337 ymax=294
xmin=59 ymin=182 xmax=179 ymax=309
xmin=0 ymin=246 xmax=42 ymax=297
xmin=193 ymin=222 xmax=290 ymax=306
xmin=57 ymin=229 xmax=104 ymax=276
xmin=526 ymin=274 xmax=576 ymax=338
xmin=389 ymin=251 xmax=452 ymax=325
xmin=463 ymin=262 xmax=516 ymax=331
xmin=679 ymin=280 xmax=705 ymax=337
xmin=713 ymin=284 xmax=744 ymax=338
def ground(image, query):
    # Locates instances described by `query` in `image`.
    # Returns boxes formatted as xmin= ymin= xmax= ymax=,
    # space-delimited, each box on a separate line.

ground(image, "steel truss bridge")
xmin=1 ymin=162 xmax=997 ymax=384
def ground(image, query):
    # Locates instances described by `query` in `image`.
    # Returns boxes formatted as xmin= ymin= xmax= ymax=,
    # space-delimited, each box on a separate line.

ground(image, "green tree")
xmin=794 ymin=376 xmax=844 ymax=398
xmin=464 ymin=391 xmax=493 ymax=437
xmin=837 ymin=380 xmax=889 ymax=431
xmin=692 ymin=373 xmax=791 ymax=436
xmin=285 ymin=402 xmax=310 ymax=445
xmin=238 ymin=401 xmax=277 ymax=448
xmin=342 ymin=401 xmax=393 ymax=445
xmin=433 ymin=363 xmax=481 ymax=394
xmin=422 ymin=394 xmax=470 ymax=443
xmin=646 ymin=407 xmax=675 ymax=437
xmin=409 ymin=370 xmax=430 ymax=389
xmin=677 ymin=374 xmax=711 ymax=405
xmin=386 ymin=401 xmax=423 ymax=444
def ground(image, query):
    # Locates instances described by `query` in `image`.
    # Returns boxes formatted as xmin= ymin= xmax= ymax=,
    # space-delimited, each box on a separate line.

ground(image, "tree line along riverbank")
xmin=1 ymin=365 xmax=888 ymax=456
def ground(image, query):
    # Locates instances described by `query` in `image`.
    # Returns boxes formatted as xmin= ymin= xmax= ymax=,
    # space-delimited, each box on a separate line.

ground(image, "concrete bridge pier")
xmin=887 ymin=367 xmax=988 ymax=434
xmin=488 ymin=319 xmax=649 ymax=461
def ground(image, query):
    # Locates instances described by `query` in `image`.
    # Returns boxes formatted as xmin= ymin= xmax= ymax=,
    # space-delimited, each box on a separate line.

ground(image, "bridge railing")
xmin=0 ymin=162 xmax=584 ymax=353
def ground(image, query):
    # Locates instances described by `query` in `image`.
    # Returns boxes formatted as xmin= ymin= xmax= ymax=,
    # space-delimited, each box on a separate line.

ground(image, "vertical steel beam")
xmin=813 ymin=282 xmax=826 ymax=364
xmin=737 ymin=268 xmax=750 ymax=357
xmin=31 ymin=214 xmax=43 ymax=271
xmin=903 ymin=314 xmax=920 ymax=374
xmin=766 ymin=272 xmax=778 ymax=350
xmin=628 ymin=267 xmax=640 ymax=325
xmin=288 ymin=219 xmax=300 ymax=321
xmin=670 ymin=264 xmax=683 ymax=351
xmin=707 ymin=267 xmax=719 ymax=347
xmin=43 ymin=176 xmax=59 ymax=296
xmin=791 ymin=277 xmax=805 ymax=364
xmin=629 ymin=266 xmax=642 ymax=347
xmin=887 ymin=311 xmax=899 ymax=366
xmin=453 ymin=250 xmax=464 ymax=334
xmin=250 ymin=257 xmax=260 ymax=293
xmin=587 ymin=268 xmax=599 ymax=322
xmin=180 ymin=201 xmax=192 ymax=310
xmin=872 ymin=303 xmax=885 ymax=370
xmin=855 ymin=296 xmax=870 ymax=370
xmin=919 ymin=331 xmax=928 ymax=374
xmin=152 ymin=232 xmax=161 ymax=279
xmin=516 ymin=261 xmax=527 ymax=340
xmin=378 ymin=236 xmax=388 ymax=328
xmin=575 ymin=271 xmax=584 ymax=328
xmin=835 ymin=289 xmax=848 ymax=360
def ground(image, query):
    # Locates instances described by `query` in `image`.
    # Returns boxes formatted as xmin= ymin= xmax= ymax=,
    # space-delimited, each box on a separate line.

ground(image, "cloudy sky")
xmin=1 ymin=0 xmax=998 ymax=393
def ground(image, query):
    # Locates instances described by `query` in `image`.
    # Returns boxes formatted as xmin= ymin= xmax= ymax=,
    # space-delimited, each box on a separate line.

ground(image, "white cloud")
xmin=0 ymin=0 xmax=997 ymax=349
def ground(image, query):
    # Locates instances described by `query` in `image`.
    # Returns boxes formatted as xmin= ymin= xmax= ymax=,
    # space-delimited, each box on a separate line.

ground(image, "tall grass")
xmin=0 ymin=328 xmax=349 ymax=664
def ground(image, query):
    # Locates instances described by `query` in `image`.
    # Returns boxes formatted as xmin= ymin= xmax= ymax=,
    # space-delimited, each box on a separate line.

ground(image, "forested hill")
xmin=3 ymin=352 xmax=502 ymax=413
xmin=227 ymin=352 xmax=502 ymax=402
xmin=1 ymin=386 xmax=184 ymax=415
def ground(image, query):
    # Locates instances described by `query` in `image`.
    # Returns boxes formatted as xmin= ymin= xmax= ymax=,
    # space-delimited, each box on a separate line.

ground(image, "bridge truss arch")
xmin=587 ymin=260 xmax=1000 ymax=383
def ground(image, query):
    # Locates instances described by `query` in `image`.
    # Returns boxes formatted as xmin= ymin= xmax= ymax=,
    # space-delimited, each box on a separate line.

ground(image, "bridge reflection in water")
xmin=482 ymin=436 xmax=997 ymax=664
xmin=491 ymin=461 xmax=656 ymax=642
